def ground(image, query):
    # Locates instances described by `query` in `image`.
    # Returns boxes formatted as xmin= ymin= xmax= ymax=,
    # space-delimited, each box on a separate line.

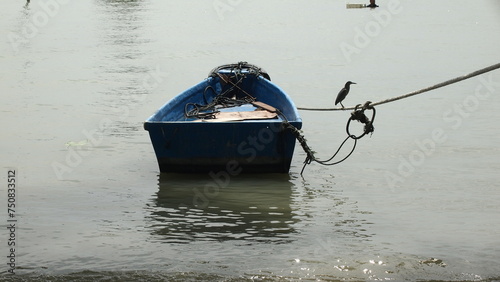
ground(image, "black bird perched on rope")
xmin=335 ymin=81 xmax=356 ymax=108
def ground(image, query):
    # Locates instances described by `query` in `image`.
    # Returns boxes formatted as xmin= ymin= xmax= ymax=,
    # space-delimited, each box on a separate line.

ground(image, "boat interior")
xmin=150 ymin=71 xmax=300 ymax=124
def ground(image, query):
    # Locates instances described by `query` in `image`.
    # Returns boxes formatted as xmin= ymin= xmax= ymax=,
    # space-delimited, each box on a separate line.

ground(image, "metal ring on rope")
xmin=346 ymin=102 xmax=376 ymax=140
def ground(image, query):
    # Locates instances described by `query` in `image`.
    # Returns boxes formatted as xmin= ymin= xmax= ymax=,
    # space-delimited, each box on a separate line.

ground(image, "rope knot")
xmin=362 ymin=101 xmax=373 ymax=110
xmin=347 ymin=101 xmax=376 ymax=139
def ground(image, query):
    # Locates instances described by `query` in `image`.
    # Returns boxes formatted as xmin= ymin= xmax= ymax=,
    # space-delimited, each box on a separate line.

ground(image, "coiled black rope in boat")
xmin=290 ymin=62 xmax=500 ymax=175
xmin=184 ymin=71 xmax=256 ymax=119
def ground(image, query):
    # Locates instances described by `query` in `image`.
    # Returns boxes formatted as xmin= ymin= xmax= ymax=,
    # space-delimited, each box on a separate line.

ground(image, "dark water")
xmin=1 ymin=0 xmax=500 ymax=281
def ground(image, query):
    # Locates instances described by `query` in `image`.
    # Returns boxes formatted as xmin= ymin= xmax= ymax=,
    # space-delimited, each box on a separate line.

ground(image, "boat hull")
xmin=145 ymin=120 xmax=301 ymax=173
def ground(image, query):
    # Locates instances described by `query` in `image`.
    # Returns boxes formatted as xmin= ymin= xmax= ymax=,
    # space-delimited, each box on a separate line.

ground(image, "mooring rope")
xmin=292 ymin=62 xmax=500 ymax=175
xmin=297 ymin=62 xmax=500 ymax=111
xmin=285 ymin=102 xmax=376 ymax=175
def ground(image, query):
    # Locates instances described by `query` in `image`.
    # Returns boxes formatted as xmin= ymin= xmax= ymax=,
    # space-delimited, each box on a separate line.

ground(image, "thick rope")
xmin=297 ymin=62 xmax=500 ymax=111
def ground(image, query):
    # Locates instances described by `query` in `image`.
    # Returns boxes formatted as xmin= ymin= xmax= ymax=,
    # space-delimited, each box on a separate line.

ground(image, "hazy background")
xmin=1 ymin=0 xmax=499 ymax=280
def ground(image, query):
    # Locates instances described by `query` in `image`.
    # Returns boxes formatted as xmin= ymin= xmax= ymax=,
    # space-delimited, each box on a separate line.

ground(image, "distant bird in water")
xmin=335 ymin=81 xmax=356 ymax=108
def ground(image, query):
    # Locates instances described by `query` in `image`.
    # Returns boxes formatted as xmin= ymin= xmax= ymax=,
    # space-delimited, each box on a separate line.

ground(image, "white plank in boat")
xmin=196 ymin=110 xmax=277 ymax=122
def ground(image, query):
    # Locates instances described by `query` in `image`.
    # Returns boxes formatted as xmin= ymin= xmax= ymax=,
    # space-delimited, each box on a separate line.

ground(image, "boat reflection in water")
xmin=147 ymin=173 xmax=299 ymax=244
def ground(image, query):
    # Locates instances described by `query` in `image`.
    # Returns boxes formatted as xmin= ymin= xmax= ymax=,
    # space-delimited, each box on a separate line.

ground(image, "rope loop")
xmin=346 ymin=101 xmax=376 ymax=140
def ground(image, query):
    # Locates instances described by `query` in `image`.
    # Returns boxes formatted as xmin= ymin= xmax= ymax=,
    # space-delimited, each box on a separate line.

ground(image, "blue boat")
xmin=144 ymin=62 xmax=302 ymax=173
